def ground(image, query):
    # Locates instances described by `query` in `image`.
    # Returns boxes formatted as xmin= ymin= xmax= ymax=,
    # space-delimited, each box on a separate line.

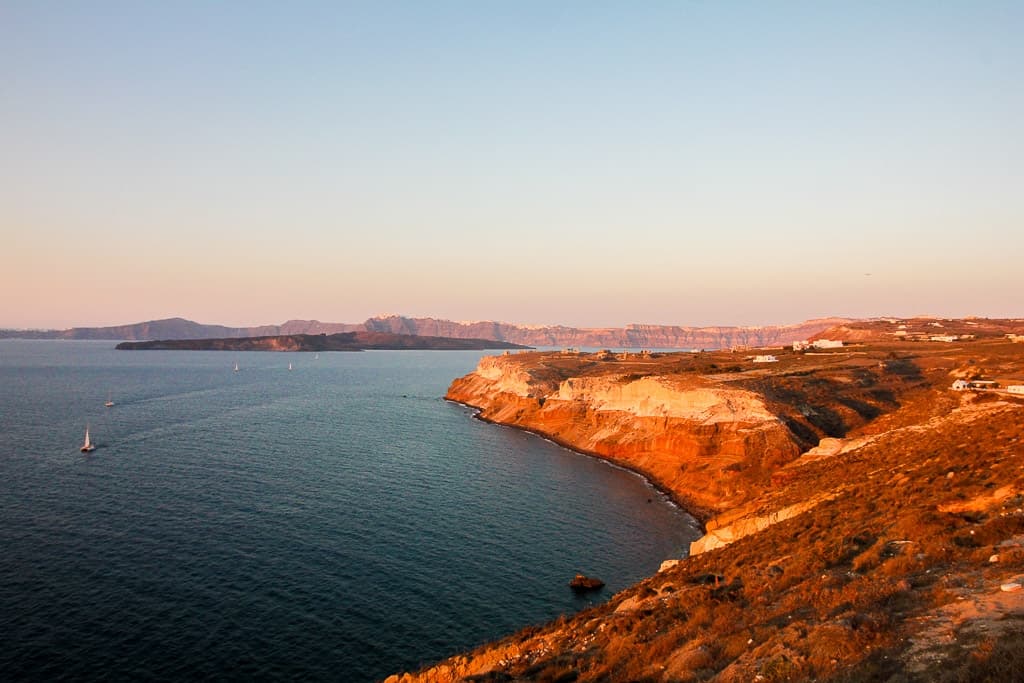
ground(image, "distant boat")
xmin=233 ymin=361 xmax=239 ymax=372
xmin=314 ymin=353 xmax=319 ymax=360
xmin=288 ymin=362 xmax=293 ymax=371
xmin=80 ymin=425 xmax=95 ymax=453
xmin=104 ymin=391 xmax=114 ymax=408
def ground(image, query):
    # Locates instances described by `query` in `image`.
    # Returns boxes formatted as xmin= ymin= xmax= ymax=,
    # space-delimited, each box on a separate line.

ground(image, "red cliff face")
xmin=446 ymin=354 xmax=803 ymax=517
xmin=397 ymin=338 xmax=1024 ymax=683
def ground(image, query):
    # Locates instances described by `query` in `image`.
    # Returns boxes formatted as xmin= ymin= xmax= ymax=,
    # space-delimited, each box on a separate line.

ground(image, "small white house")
xmin=1008 ymin=385 xmax=1024 ymax=395
xmin=930 ymin=335 xmax=958 ymax=343
xmin=753 ymin=355 xmax=778 ymax=363
xmin=951 ymin=379 xmax=970 ymax=391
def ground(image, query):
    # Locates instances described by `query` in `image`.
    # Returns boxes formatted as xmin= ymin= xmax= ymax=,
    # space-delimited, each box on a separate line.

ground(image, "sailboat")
xmin=80 ymin=425 xmax=96 ymax=453
xmin=314 ymin=353 xmax=319 ymax=361
xmin=104 ymin=391 xmax=115 ymax=408
xmin=288 ymin=362 xmax=293 ymax=371
xmin=233 ymin=361 xmax=239 ymax=372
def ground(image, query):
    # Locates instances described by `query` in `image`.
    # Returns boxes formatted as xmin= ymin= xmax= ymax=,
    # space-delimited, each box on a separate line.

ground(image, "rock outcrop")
xmin=392 ymin=334 xmax=1024 ymax=683
xmin=569 ymin=575 xmax=605 ymax=592
xmin=447 ymin=354 xmax=804 ymax=517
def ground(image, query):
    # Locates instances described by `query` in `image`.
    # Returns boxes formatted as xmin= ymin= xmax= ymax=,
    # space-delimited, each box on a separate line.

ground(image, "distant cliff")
xmin=364 ymin=315 xmax=852 ymax=348
xmin=2 ymin=315 xmax=849 ymax=346
xmin=115 ymin=332 xmax=529 ymax=352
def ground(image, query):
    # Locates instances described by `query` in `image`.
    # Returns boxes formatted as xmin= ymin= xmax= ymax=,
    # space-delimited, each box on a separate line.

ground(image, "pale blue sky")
xmin=3 ymin=1 xmax=1021 ymax=328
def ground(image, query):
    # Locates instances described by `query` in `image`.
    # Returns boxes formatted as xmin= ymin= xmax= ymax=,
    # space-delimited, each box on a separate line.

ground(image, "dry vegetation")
xmin=389 ymin=331 xmax=1024 ymax=683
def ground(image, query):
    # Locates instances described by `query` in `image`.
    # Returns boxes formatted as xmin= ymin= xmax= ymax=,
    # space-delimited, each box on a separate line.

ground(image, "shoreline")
xmin=394 ymin=333 xmax=1024 ymax=681
xmin=444 ymin=396 xmax=713 ymax=530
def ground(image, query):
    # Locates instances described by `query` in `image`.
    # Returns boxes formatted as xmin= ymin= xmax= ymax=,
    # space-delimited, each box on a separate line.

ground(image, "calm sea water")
xmin=0 ymin=341 xmax=700 ymax=681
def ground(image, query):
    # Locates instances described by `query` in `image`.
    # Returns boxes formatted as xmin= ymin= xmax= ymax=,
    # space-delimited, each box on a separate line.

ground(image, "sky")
xmin=2 ymin=1 xmax=1022 ymax=329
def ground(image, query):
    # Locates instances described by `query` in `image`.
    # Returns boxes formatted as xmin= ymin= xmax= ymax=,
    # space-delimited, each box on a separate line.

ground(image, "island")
xmin=388 ymin=318 xmax=1024 ymax=682
xmin=115 ymin=332 xmax=531 ymax=352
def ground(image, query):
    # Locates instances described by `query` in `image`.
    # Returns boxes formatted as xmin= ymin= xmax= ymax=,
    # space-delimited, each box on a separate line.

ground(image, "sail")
xmin=84 ymin=427 xmax=91 ymax=449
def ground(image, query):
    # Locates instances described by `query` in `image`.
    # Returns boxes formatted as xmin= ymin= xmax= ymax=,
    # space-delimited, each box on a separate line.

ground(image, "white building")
xmin=951 ymin=379 xmax=970 ymax=391
xmin=930 ymin=335 xmax=958 ymax=343
xmin=1008 ymin=385 xmax=1024 ymax=395
xmin=812 ymin=339 xmax=844 ymax=349
xmin=753 ymin=355 xmax=778 ymax=363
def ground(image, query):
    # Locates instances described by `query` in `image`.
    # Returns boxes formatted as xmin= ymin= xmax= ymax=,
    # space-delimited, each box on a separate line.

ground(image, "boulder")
xmin=569 ymin=574 xmax=605 ymax=592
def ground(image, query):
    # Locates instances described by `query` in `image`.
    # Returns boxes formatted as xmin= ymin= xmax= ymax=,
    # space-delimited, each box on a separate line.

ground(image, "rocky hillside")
xmin=389 ymin=335 xmax=1024 ymax=682
xmin=811 ymin=317 xmax=1024 ymax=344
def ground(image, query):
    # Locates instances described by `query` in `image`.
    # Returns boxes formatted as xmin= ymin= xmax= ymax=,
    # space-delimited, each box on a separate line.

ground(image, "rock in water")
xmin=569 ymin=574 xmax=605 ymax=592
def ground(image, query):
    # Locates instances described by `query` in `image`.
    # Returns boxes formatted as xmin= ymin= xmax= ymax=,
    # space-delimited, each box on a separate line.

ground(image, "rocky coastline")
xmin=388 ymin=323 xmax=1024 ymax=682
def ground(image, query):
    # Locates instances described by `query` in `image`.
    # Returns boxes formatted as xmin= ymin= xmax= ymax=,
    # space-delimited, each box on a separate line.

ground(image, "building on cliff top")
xmin=794 ymin=339 xmax=844 ymax=351
xmin=753 ymin=355 xmax=778 ymax=363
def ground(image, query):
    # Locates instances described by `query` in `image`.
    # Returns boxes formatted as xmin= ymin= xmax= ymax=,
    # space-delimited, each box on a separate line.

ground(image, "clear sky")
xmin=3 ymin=1 xmax=1021 ymax=329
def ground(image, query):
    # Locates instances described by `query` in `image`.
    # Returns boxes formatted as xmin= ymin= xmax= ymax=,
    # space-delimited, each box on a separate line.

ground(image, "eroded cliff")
xmin=391 ymin=336 xmax=1024 ymax=683
xmin=444 ymin=345 xmax=932 ymax=519
xmin=447 ymin=354 xmax=804 ymax=517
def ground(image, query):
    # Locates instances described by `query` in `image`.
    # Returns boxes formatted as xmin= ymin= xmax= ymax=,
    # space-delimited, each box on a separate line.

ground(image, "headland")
xmin=389 ymin=317 xmax=1024 ymax=682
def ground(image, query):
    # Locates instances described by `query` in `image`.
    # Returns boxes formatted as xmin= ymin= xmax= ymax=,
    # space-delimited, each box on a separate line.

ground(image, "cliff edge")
xmin=390 ymin=333 xmax=1024 ymax=682
xmin=446 ymin=353 xmax=803 ymax=518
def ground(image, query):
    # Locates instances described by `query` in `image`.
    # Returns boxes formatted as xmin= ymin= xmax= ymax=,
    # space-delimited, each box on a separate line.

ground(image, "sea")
xmin=0 ymin=341 xmax=701 ymax=682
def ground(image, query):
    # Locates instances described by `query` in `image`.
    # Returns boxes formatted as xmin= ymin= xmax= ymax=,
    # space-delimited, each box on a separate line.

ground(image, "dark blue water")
xmin=0 ymin=341 xmax=700 ymax=681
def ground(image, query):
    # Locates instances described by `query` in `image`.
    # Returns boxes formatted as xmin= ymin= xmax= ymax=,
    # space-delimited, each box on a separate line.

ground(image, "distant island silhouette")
xmin=115 ymin=331 xmax=529 ymax=352
xmin=2 ymin=314 xmax=854 ymax=348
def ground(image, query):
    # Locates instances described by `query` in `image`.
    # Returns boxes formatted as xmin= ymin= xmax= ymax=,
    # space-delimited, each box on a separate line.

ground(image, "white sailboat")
xmin=288 ymin=362 xmax=293 ymax=371
xmin=80 ymin=425 xmax=95 ymax=453
xmin=233 ymin=361 xmax=239 ymax=372
xmin=104 ymin=391 xmax=114 ymax=408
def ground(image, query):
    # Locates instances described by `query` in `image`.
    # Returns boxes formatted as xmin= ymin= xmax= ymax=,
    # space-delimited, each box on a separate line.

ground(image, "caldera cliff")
xmin=446 ymin=353 xmax=804 ymax=518
xmin=390 ymin=332 xmax=1024 ymax=682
